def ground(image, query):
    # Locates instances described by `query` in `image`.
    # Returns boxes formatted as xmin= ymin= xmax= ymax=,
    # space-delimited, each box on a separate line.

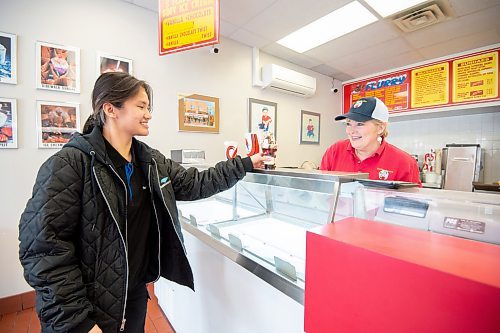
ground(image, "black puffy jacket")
xmin=19 ymin=127 xmax=252 ymax=332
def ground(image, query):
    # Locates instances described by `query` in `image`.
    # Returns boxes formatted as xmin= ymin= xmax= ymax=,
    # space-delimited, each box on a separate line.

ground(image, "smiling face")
xmin=112 ymin=87 xmax=152 ymax=137
xmin=345 ymin=119 xmax=385 ymax=153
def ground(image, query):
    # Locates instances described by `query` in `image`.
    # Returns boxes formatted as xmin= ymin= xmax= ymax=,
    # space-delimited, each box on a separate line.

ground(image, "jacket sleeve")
xmin=19 ymin=154 xmax=95 ymax=332
xmin=157 ymin=152 xmax=253 ymax=201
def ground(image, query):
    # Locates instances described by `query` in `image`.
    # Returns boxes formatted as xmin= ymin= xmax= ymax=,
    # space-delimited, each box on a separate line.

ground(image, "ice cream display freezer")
xmin=177 ymin=168 xmax=367 ymax=303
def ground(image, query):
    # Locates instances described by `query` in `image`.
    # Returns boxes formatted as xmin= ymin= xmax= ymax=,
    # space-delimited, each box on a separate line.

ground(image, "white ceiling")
xmin=122 ymin=0 xmax=500 ymax=81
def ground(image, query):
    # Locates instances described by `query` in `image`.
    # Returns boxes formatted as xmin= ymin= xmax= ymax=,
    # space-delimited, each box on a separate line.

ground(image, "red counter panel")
xmin=304 ymin=218 xmax=500 ymax=333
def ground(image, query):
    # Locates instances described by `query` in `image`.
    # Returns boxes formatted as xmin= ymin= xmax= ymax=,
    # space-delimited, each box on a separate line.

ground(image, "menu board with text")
xmin=342 ymin=47 xmax=499 ymax=115
xmin=411 ymin=63 xmax=449 ymax=108
xmin=453 ymin=52 xmax=498 ymax=103
xmin=159 ymin=0 xmax=219 ymax=55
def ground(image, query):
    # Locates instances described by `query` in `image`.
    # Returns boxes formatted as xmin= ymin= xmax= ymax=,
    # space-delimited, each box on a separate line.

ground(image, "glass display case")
xmin=335 ymin=180 xmax=500 ymax=245
xmin=177 ymin=168 xmax=367 ymax=304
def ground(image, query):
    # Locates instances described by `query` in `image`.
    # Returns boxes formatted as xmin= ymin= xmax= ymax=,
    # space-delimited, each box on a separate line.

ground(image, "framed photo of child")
xmin=36 ymin=41 xmax=80 ymax=93
xmin=300 ymin=110 xmax=320 ymax=144
xmin=248 ymin=98 xmax=277 ymax=139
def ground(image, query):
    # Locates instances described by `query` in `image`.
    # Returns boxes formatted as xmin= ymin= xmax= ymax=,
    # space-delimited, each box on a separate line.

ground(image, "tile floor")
xmin=0 ymin=285 xmax=175 ymax=333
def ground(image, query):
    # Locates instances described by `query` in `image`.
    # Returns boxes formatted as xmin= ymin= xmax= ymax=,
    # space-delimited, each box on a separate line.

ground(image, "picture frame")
xmin=0 ymin=32 xmax=17 ymax=84
xmin=0 ymin=98 xmax=18 ymax=148
xmin=178 ymin=94 xmax=219 ymax=133
xmin=300 ymin=110 xmax=320 ymax=144
xmin=36 ymin=101 xmax=80 ymax=148
xmin=248 ymin=98 xmax=277 ymax=139
xmin=36 ymin=41 xmax=80 ymax=93
xmin=96 ymin=52 xmax=133 ymax=77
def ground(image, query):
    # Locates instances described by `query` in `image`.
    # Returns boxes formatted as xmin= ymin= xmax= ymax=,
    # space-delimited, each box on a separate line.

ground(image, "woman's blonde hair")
xmin=372 ymin=119 xmax=389 ymax=139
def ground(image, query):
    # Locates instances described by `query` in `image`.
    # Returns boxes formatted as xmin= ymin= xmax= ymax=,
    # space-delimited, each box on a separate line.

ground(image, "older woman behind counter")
xmin=320 ymin=97 xmax=421 ymax=186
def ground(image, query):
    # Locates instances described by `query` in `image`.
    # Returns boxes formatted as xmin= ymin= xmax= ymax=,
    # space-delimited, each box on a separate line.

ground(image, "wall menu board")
xmin=344 ymin=71 xmax=410 ymax=112
xmin=159 ymin=0 xmax=219 ymax=55
xmin=342 ymin=46 xmax=499 ymax=115
xmin=453 ymin=52 xmax=498 ymax=103
xmin=411 ymin=63 xmax=449 ymax=108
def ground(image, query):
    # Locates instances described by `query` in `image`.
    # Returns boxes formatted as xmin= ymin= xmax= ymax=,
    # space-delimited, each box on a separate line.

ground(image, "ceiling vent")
xmin=393 ymin=3 xmax=447 ymax=32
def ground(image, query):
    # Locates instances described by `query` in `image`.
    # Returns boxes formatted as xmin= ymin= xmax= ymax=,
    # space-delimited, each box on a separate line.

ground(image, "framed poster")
xmin=36 ymin=101 xmax=80 ymax=148
xmin=96 ymin=52 xmax=133 ymax=77
xmin=248 ymin=98 xmax=277 ymax=139
xmin=0 ymin=98 xmax=18 ymax=148
xmin=178 ymin=94 xmax=219 ymax=133
xmin=0 ymin=32 xmax=17 ymax=84
xmin=300 ymin=110 xmax=320 ymax=144
xmin=36 ymin=41 xmax=80 ymax=93
xmin=159 ymin=0 xmax=220 ymax=55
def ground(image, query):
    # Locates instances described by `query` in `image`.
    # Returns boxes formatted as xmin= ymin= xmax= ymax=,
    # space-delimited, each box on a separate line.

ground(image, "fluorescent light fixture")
xmin=364 ymin=0 xmax=429 ymax=17
xmin=277 ymin=1 xmax=378 ymax=53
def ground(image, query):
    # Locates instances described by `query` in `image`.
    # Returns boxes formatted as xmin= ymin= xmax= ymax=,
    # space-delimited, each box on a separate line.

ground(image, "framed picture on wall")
xmin=248 ymin=98 xmax=277 ymax=139
xmin=178 ymin=94 xmax=219 ymax=133
xmin=0 ymin=32 xmax=17 ymax=84
xmin=36 ymin=41 xmax=80 ymax=93
xmin=0 ymin=98 xmax=18 ymax=148
xmin=300 ymin=110 xmax=320 ymax=144
xmin=36 ymin=101 xmax=80 ymax=148
xmin=96 ymin=52 xmax=133 ymax=77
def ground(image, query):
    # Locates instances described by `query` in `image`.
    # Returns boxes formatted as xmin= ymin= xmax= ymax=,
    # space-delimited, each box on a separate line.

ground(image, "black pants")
xmin=123 ymin=284 xmax=148 ymax=333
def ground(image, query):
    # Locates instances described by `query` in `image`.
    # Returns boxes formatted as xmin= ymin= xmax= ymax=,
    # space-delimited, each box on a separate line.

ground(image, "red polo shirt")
xmin=320 ymin=139 xmax=422 ymax=186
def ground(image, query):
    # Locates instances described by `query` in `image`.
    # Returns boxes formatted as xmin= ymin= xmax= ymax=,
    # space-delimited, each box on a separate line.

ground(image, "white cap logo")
xmin=353 ymin=100 xmax=365 ymax=108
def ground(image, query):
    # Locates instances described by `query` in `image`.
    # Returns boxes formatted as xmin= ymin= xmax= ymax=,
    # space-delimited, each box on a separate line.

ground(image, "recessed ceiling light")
xmin=363 ymin=0 xmax=430 ymax=17
xmin=277 ymin=1 xmax=378 ymax=53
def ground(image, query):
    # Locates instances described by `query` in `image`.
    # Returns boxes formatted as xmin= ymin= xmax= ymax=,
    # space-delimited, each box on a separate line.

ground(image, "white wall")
xmin=389 ymin=111 xmax=500 ymax=183
xmin=0 ymin=0 xmax=341 ymax=297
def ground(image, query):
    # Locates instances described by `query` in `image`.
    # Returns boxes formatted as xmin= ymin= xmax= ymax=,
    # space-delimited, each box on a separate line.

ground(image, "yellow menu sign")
xmin=411 ymin=63 xmax=449 ymax=108
xmin=453 ymin=52 xmax=498 ymax=102
xmin=159 ymin=0 xmax=219 ymax=55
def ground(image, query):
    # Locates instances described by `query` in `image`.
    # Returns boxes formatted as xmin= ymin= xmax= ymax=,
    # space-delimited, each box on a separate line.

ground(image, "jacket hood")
xmin=65 ymin=126 xmax=110 ymax=165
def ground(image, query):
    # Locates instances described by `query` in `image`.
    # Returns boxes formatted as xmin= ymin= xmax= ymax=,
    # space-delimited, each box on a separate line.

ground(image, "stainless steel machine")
xmin=442 ymin=144 xmax=483 ymax=192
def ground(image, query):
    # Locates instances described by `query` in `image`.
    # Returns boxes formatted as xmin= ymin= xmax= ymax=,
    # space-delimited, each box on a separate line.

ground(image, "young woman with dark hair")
xmin=19 ymin=72 xmax=264 ymax=333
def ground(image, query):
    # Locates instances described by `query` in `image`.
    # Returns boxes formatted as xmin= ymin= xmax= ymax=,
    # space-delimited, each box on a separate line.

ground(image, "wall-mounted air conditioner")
xmin=261 ymin=64 xmax=316 ymax=98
